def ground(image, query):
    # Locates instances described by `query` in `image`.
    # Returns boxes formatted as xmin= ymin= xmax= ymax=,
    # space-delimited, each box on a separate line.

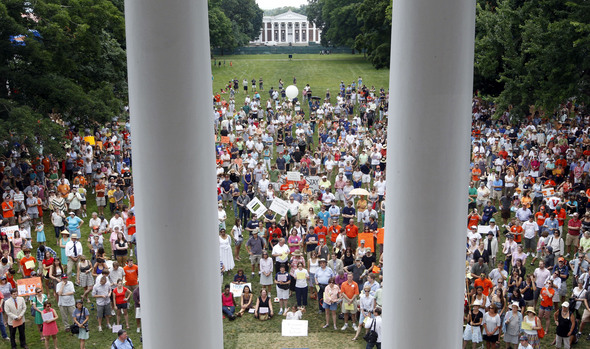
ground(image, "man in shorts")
xmin=246 ymin=230 xmax=265 ymax=276
xmin=92 ymin=274 xmax=113 ymax=332
xmin=340 ymin=272 xmax=359 ymax=331
xmin=95 ymin=179 xmax=107 ymax=216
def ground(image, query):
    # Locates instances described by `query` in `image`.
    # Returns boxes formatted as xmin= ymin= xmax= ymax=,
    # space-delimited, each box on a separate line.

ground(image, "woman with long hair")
xmin=31 ymin=287 xmax=48 ymax=341
xmin=237 ymin=285 xmax=253 ymax=317
xmin=113 ymin=279 xmax=132 ymax=329
xmin=253 ymin=289 xmax=273 ymax=320
xmin=113 ymin=232 xmax=128 ymax=266
xmin=41 ymin=301 xmax=59 ymax=349
xmin=77 ymin=255 xmax=94 ymax=303
xmin=41 ymin=251 xmax=54 ymax=293
xmin=342 ymin=247 xmax=355 ymax=269
xmin=482 ymin=304 xmax=501 ymax=349
xmin=49 ymin=258 xmax=64 ymax=301
xmin=231 ymin=219 xmax=243 ymax=261
xmin=72 ymin=300 xmax=90 ymax=349
xmin=308 ymin=250 xmax=319 ymax=299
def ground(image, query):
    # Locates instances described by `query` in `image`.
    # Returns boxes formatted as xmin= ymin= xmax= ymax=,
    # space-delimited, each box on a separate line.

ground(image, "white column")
xmin=382 ymin=0 xmax=475 ymax=348
xmin=124 ymin=0 xmax=223 ymax=348
xmin=271 ymin=21 xmax=275 ymax=42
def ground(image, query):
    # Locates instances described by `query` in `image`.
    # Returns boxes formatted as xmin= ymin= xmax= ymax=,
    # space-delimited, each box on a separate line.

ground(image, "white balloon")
xmin=285 ymin=85 xmax=299 ymax=99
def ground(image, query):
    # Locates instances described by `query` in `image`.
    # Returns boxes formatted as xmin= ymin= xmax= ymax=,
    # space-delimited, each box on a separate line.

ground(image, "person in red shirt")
xmin=267 ymin=223 xmax=282 ymax=250
xmin=95 ymin=179 xmax=106 ymax=216
xmin=535 ymin=206 xmax=548 ymax=227
xmin=473 ymin=273 xmax=493 ymax=297
xmin=126 ymin=212 xmax=136 ymax=238
xmin=566 ymin=212 xmax=582 ymax=256
xmin=467 ymin=209 xmax=480 ymax=229
xmin=345 ymin=219 xmax=359 ymax=251
xmin=510 ymin=219 xmax=523 ymax=244
xmin=328 ymin=221 xmax=342 ymax=244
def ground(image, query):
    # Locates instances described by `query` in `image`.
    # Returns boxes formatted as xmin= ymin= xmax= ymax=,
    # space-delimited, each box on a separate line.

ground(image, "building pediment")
xmin=269 ymin=10 xmax=308 ymax=21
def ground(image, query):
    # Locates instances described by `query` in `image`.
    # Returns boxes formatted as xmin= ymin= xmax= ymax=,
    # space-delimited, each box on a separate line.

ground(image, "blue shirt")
xmin=315 ymin=266 xmax=335 ymax=285
xmin=66 ymin=216 xmax=82 ymax=233
xmin=317 ymin=211 xmax=330 ymax=227
xmin=111 ymin=338 xmax=134 ymax=349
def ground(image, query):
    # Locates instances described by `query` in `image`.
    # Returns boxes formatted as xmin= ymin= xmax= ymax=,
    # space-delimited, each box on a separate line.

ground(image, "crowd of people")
xmin=0 ymin=120 xmax=138 ymax=349
xmin=463 ymin=102 xmax=590 ymax=349
xmin=214 ymin=75 xmax=386 ymax=347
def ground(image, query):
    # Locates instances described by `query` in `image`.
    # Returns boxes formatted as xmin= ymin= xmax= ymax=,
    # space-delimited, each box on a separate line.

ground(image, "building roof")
xmin=263 ymin=10 xmax=308 ymax=21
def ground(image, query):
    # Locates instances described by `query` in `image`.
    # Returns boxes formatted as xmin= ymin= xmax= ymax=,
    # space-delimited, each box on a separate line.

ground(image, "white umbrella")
xmin=349 ymin=188 xmax=370 ymax=196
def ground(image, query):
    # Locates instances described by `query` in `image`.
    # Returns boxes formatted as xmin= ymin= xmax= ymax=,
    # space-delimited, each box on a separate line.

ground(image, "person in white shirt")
xmin=363 ymin=307 xmax=382 ymax=347
xmin=284 ymin=305 xmax=304 ymax=320
xmin=271 ymin=238 xmax=290 ymax=272
xmin=65 ymin=234 xmax=83 ymax=276
xmin=521 ymin=216 xmax=539 ymax=254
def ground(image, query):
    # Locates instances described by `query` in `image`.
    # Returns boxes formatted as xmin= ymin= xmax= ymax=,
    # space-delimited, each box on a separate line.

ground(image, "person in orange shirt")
xmin=472 ymin=165 xmax=482 ymax=183
xmin=535 ymin=206 xmax=549 ymax=227
xmin=2 ymin=196 xmax=15 ymax=225
xmin=467 ymin=209 xmax=480 ymax=229
xmin=345 ymin=219 xmax=359 ymax=251
xmin=328 ymin=221 xmax=342 ymax=244
xmin=554 ymin=205 xmax=566 ymax=231
xmin=509 ymin=218 xmax=523 ymax=244
xmin=126 ymin=211 xmax=136 ymax=238
xmin=473 ymin=273 xmax=493 ymax=297
xmin=123 ymin=259 xmax=139 ymax=292
xmin=340 ymin=273 xmax=359 ymax=331
xmin=19 ymin=248 xmax=37 ymax=277
xmin=538 ymin=279 xmax=555 ymax=332
xmin=314 ymin=221 xmax=328 ymax=243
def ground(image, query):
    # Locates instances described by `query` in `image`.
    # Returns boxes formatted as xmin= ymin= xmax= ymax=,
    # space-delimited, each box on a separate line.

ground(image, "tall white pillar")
xmin=383 ymin=0 xmax=475 ymax=347
xmin=124 ymin=0 xmax=223 ymax=348
xmin=271 ymin=21 xmax=275 ymax=42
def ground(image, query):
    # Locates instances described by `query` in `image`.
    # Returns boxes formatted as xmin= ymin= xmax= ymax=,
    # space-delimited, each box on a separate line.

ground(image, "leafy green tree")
xmin=354 ymin=0 xmax=391 ymax=69
xmin=209 ymin=4 xmax=236 ymax=52
xmin=218 ymin=0 xmax=263 ymax=46
xmin=306 ymin=0 xmax=362 ymax=48
xmin=0 ymin=0 xmax=127 ymax=156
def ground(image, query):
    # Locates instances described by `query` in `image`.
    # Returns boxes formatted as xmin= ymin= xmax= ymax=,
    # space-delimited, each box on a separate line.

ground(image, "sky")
xmin=255 ymin=0 xmax=308 ymax=10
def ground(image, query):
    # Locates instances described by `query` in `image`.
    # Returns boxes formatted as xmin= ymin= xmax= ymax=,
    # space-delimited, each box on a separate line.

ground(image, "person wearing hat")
xmin=65 ymin=234 xmax=83 ymax=277
xmin=56 ymin=274 xmax=75 ymax=332
xmin=522 ymin=307 xmax=542 ymax=348
xmin=554 ymin=301 xmax=576 ymax=348
xmin=463 ymin=299 xmax=483 ymax=348
xmin=66 ymin=211 xmax=84 ymax=239
xmin=315 ymin=258 xmax=335 ymax=314
xmin=518 ymin=335 xmax=533 ymax=349
xmin=502 ymin=302 xmax=523 ymax=346
xmin=554 ymin=256 xmax=570 ymax=302
xmin=484 ymin=230 xmax=498 ymax=267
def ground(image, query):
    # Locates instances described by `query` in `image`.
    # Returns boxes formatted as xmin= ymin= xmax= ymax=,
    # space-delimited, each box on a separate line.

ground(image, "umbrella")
xmin=349 ymin=188 xmax=370 ymax=196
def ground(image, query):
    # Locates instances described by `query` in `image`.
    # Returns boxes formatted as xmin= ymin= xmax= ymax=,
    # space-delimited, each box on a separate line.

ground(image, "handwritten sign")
xmin=13 ymin=194 xmax=24 ymax=201
xmin=220 ymin=136 xmax=230 ymax=144
xmin=282 ymin=320 xmax=308 ymax=337
xmin=17 ymin=277 xmax=42 ymax=296
xmin=269 ymin=198 xmax=290 ymax=216
xmin=306 ymin=176 xmax=320 ymax=191
xmin=229 ymin=282 xmax=252 ymax=297
xmin=247 ymin=197 xmax=268 ymax=217
xmin=542 ymin=188 xmax=555 ymax=197
xmin=287 ymin=171 xmax=301 ymax=182
xmin=376 ymin=228 xmax=385 ymax=244
xmin=1 ymin=225 xmax=19 ymax=241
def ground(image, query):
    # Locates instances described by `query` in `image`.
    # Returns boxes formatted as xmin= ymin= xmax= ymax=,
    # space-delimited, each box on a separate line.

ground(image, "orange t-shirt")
xmin=328 ymin=225 xmax=342 ymax=243
xmin=126 ymin=216 xmax=136 ymax=236
xmin=535 ymin=212 xmax=548 ymax=227
xmin=341 ymin=280 xmax=359 ymax=299
xmin=346 ymin=224 xmax=359 ymax=238
xmin=540 ymin=287 xmax=555 ymax=307
xmin=511 ymin=225 xmax=523 ymax=243
xmin=2 ymin=201 xmax=14 ymax=218
xmin=468 ymin=215 xmax=480 ymax=229
xmin=123 ymin=265 xmax=139 ymax=286
xmin=471 ymin=168 xmax=482 ymax=182
xmin=19 ymin=256 xmax=37 ymax=277
xmin=474 ymin=278 xmax=493 ymax=296
xmin=314 ymin=226 xmax=328 ymax=242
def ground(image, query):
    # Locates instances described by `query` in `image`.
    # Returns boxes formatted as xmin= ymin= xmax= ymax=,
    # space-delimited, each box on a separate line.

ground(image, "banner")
xmin=229 ymin=282 xmax=252 ymax=297
xmin=287 ymin=171 xmax=301 ymax=181
xmin=220 ymin=136 xmax=230 ymax=144
xmin=246 ymin=197 xmax=267 ymax=216
xmin=306 ymin=176 xmax=320 ymax=191
xmin=269 ymin=198 xmax=289 ymax=216
xmin=542 ymin=188 xmax=555 ymax=197
xmin=358 ymin=232 xmax=375 ymax=252
xmin=1 ymin=225 xmax=19 ymax=241
xmin=17 ymin=277 xmax=42 ymax=296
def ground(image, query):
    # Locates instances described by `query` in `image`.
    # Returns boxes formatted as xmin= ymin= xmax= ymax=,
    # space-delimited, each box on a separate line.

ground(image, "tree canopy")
xmin=0 ymin=0 xmax=127 ymax=157
xmin=209 ymin=0 xmax=263 ymax=50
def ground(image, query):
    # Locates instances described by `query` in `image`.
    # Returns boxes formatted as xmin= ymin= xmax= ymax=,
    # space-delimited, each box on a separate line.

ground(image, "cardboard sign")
xmin=1 ymin=225 xmax=19 ymax=241
xmin=358 ymin=232 xmax=375 ymax=252
xmin=542 ymin=188 xmax=555 ymax=197
xmin=281 ymin=320 xmax=308 ymax=337
xmin=247 ymin=197 xmax=267 ymax=216
xmin=13 ymin=194 xmax=24 ymax=201
xmin=376 ymin=228 xmax=385 ymax=244
xmin=220 ymin=136 xmax=230 ymax=144
xmin=17 ymin=277 xmax=42 ymax=296
xmin=287 ymin=171 xmax=301 ymax=182
xmin=269 ymin=198 xmax=290 ymax=216
xmin=84 ymin=136 xmax=95 ymax=145
xmin=306 ymin=176 xmax=320 ymax=191
xmin=229 ymin=282 xmax=252 ymax=297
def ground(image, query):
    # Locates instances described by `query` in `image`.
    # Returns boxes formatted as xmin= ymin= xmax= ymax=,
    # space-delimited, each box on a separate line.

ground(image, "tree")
xmin=218 ymin=0 xmax=263 ymax=46
xmin=208 ymin=4 xmax=236 ymax=52
xmin=0 ymin=0 xmax=127 ymax=156
xmin=306 ymin=0 xmax=363 ymax=48
xmin=354 ymin=0 xmax=391 ymax=69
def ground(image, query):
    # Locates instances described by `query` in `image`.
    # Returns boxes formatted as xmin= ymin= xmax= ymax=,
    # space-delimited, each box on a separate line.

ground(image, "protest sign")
xmin=1 ymin=225 xmax=19 ymax=241
xmin=220 ymin=136 xmax=230 ymax=144
xmin=281 ymin=320 xmax=308 ymax=337
xmin=247 ymin=197 xmax=267 ymax=216
xmin=306 ymin=176 xmax=320 ymax=191
xmin=358 ymin=232 xmax=375 ymax=252
xmin=17 ymin=277 xmax=42 ymax=296
xmin=269 ymin=198 xmax=289 ymax=216
xmin=13 ymin=194 xmax=24 ymax=201
xmin=542 ymin=188 xmax=555 ymax=197
xmin=376 ymin=228 xmax=385 ymax=245
xmin=84 ymin=136 xmax=95 ymax=145
xmin=287 ymin=171 xmax=301 ymax=181
xmin=229 ymin=283 xmax=252 ymax=297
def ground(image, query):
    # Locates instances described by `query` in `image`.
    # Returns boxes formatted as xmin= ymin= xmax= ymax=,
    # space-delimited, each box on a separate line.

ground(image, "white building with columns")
xmin=250 ymin=10 xmax=321 ymax=46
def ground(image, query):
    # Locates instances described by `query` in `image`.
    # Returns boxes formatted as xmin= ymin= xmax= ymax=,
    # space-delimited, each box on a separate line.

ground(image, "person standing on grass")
xmin=132 ymin=287 xmax=141 ymax=333
xmin=72 ymin=300 xmax=90 ymax=349
xmin=6 ymin=288 xmax=28 ymax=349
xmin=56 ymin=274 xmax=75 ymax=332
xmin=340 ymin=272 xmax=359 ymax=332
xmin=275 ymin=264 xmax=291 ymax=315
xmin=41 ymin=301 xmax=59 ymax=349
xmin=364 ymin=307 xmax=382 ymax=349
xmin=92 ymin=275 xmax=113 ymax=332
xmin=246 ymin=230 xmax=265 ymax=277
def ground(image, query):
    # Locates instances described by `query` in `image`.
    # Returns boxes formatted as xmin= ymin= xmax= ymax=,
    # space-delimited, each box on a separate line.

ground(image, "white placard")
xmin=13 ymin=194 xmax=24 ymax=201
xmin=112 ymin=324 xmax=122 ymax=333
xmin=281 ymin=320 xmax=308 ymax=337
xmin=269 ymin=198 xmax=289 ymax=216
xmin=246 ymin=197 xmax=267 ymax=216
xmin=1 ymin=225 xmax=19 ymax=241
xmin=42 ymin=311 xmax=55 ymax=322
xmin=306 ymin=176 xmax=320 ymax=191
xmin=542 ymin=188 xmax=555 ymax=197
xmin=287 ymin=171 xmax=301 ymax=181
xmin=229 ymin=282 xmax=252 ymax=297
